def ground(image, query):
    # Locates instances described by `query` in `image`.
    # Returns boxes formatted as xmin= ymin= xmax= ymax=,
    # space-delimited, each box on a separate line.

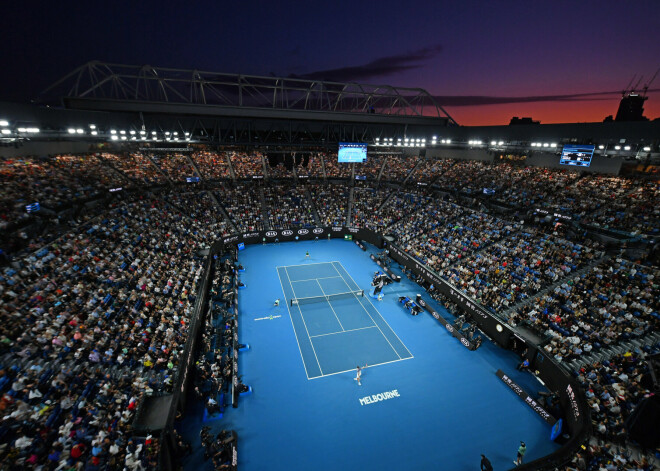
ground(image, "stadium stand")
xmin=0 ymin=149 xmax=658 ymax=470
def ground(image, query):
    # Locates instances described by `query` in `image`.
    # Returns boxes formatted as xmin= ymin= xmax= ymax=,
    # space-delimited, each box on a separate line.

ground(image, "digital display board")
xmin=186 ymin=177 xmax=200 ymax=183
xmin=237 ymin=242 xmax=245 ymax=251
xmin=559 ymin=144 xmax=595 ymax=167
xmin=338 ymin=143 xmax=367 ymax=163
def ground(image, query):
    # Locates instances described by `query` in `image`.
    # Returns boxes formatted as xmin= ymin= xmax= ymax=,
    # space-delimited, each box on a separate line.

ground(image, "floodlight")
xmin=173 ymin=132 xmax=178 ymax=136
xmin=121 ymin=136 xmax=127 ymax=140
xmin=498 ymin=141 xmax=504 ymax=145
xmin=491 ymin=141 xmax=496 ymax=145
xmin=1 ymin=129 xmax=10 ymax=135
xmin=140 ymin=130 xmax=146 ymax=135
xmin=643 ymin=146 xmax=651 ymax=151
xmin=614 ymin=146 xmax=621 ymax=150
xmin=446 ymin=139 xmax=451 ymax=144
xmin=89 ymin=124 xmax=96 ymax=129
xmin=598 ymin=145 xmax=605 ymax=149
xmin=185 ymin=132 xmax=190 ymax=136
xmin=27 ymin=128 xmax=39 ymax=133
xmin=68 ymin=128 xmax=76 ymax=134
xmin=111 ymin=130 xmax=117 ymax=134
xmin=165 ymin=131 xmax=170 ymax=136
xmin=543 ymin=143 xmax=549 ymax=147
xmin=111 ymin=135 xmax=118 ymax=140
xmin=432 ymin=135 xmax=437 ymax=139
xmin=550 ymin=143 xmax=556 ymax=147
xmin=119 ymin=130 xmax=126 ymax=135
xmin=151 ymin=131 xmax=157 ymax=135
xmin=0 ymin=120 xmax=8 ymax=126
xmin=129 ymin=130 xmax=136 ymax=135
xmin=91 ymin=131 xmax=98 ymax=136
xmin=76 ymin=129 xmax=84 ymax=134
xmin=624 ymin=146 xmax=630 ymax=151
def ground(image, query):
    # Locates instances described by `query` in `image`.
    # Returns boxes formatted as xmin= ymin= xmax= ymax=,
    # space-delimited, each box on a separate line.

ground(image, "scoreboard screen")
xmin=338 ymin=143 xmax=367 ymax=163
xmin=559 ymin=145 xmax=595 ymax=167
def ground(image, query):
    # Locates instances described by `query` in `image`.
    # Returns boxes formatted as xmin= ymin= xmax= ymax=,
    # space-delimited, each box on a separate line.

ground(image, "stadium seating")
xmin=0 ymin=150 xmax=657 ymax=469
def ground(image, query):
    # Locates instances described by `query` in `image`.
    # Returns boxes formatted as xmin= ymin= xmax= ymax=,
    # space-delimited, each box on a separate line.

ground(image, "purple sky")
xmin=1 ymin=0 xmax=658 ymax=125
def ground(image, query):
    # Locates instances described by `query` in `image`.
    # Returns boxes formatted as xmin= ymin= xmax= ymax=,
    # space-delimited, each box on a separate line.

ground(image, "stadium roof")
xmin=39 ymin=61 xmax=457 ymax=126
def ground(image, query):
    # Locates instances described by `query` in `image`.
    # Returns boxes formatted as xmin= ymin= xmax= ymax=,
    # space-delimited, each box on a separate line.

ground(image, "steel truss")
xmin=41 ymin=61 xmax=456 ymax=122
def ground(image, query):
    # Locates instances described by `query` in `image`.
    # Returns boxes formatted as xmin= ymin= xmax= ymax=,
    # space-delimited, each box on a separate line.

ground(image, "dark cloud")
xmin=294 ymin=44 xmax=443 ymax=82
xmin=433 ymin=88 xmax=660 ymax=106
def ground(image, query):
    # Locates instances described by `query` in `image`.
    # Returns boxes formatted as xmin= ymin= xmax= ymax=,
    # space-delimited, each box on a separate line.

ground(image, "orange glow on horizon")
xmin=444 ymin=97 xmax=660 ymax=126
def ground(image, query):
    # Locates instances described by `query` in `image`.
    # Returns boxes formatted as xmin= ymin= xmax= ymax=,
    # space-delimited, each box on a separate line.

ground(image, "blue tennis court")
xmin=179 ymin=239 xmax=561 ymax=471
xmin=277 ymin=261 xmax=412 ymax=379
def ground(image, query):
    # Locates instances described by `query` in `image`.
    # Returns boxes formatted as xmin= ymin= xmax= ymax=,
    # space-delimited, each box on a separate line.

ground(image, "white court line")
xmin=330 ymin=263 xmax=401 ymax=360
xmin=275 ymin=268 xmax=311 ymax=380
xmin=276 ymin=261 xmax=338 ymax=269
xmin=332 ymin=261 xmax=414 ymax=359
xmin=308 ymin=356 xmax=414 ymax=380
xmin=284 ymin=266 xmax=324 ymax=376
xmin=309 ymin=325 xmax=376 ymax=338
xmin=290 ymin=275 xmax=342 ymax=283
xmin=315 ymin=279 xmax=345 ymax=331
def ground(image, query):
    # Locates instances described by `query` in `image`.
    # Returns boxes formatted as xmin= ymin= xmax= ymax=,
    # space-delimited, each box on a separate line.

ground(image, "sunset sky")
xmin=1 ymin=0 xmax=658 ymax=125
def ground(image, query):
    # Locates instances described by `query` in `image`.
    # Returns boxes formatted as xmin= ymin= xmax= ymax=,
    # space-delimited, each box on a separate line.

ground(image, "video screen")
xmin=338 ymin=142 xmax=367 ymax=163
xmin=559 ymin=145 xmax=595 ymax=167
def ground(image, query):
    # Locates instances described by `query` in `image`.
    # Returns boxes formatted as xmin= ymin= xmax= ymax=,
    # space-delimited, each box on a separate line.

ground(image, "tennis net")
xmin=291 ymin=289 xmax=364 ymax=306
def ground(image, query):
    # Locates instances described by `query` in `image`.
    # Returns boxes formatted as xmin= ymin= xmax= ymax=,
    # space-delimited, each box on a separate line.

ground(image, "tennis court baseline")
xmin=276 ymin=261 xmax=412 ymax=379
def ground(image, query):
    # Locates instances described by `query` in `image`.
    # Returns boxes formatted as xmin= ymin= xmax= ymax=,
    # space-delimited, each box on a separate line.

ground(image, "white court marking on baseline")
xmin=307 ymin=357 xmax=413 ymax=380
xmin=276 ymin=261 xmax=342 ymax=269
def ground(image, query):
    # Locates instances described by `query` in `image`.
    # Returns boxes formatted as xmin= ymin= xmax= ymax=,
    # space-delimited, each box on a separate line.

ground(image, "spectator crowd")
xmin=0 ymin=150 xmax=657 ymax=469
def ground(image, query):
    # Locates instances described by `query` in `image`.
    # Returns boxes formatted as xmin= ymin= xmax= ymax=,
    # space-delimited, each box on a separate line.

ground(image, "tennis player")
xmin=354 ymin=363 xmax=368 ymax=385
xmin=305 ymin=250 xmax=310 ymax=259
xmin=274 ymin=298 xmax=280 ymax=307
